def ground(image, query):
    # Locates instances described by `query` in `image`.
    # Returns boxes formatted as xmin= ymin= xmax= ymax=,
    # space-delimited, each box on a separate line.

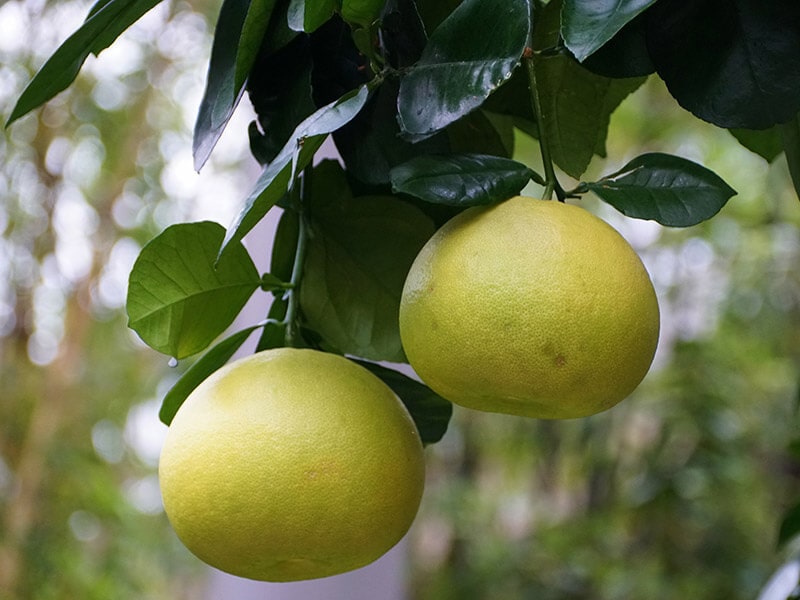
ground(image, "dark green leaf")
xmin=333 ymin=79 xmax=449 ymax=185
xmin=397 ymin=0 xmax=531 ymax=138
xmin=127 ymin=221 xmax=261 ymax=358
xmin=562 ymin=0 xmax=657 ymax=62
xmin=308 ymin=17 xmax=370 ymax=105
xmin=780 ymin=114 xmax=800 ymax=203
xmin=193 ymin=0 xmax=277 ymax=171
xmin=159 ymin=326 xmax=262 ymax=425
xmin=248 ymin=35 xmax=316 ymax=165
xmin=414 ymin=0 xmax=463 ymax=34
xmin=645 ymin=0 xmax=800 ymax=129
xmin=583 ymin=153 xmax=737 ymax=227
xmin=779 ymin=501 xmax=800 ymax=548
xmin=729 ymin=127 xmax=783 ymax=163
xmin=270 ymin=208 xmax=300 ymax=283
xmin=7 ymin=0 xmax=163 ymax=125
xmin=288 ymin=0 xmax=336 ymax=32
xmin=301 ymin=161 xmax=435 ymax=361
xmin=380 ymin=0 xmax=429 ymax=69
xmin=535 ymin=54 xmax=646 ymax=178
xmin=447 ymin=110 xmax=515 ymax=158
xmin=236 ymin=0 xmax=279 ymax=89
xmin=221 ymin=83 xmax=370 ymax=255
xmin=579 ymin=11 xmax=654 ymax=78
xmin=391 ymin=154 xmax=536 ymax=207
xmin=352 ymin=360 xmax=453 ymax=445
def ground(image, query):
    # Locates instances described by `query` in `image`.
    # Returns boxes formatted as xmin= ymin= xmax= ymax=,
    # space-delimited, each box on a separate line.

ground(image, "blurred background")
xmin=2 ymin=1 xmax=800 ymax=599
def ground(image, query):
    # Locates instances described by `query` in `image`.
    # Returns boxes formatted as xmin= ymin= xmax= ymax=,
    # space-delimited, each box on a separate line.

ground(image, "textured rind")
xmin=399 ymin=196 xmax=660 ymax=419
xmin=159 ymin=348 xmax=425 ymax=581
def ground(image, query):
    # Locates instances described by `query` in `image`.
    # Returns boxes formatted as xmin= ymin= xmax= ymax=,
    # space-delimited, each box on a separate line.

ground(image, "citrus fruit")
xmin=158 ymin=347 xmax=425 ymax=582
xmin=399 ymin=196 xmax=660 ymax=419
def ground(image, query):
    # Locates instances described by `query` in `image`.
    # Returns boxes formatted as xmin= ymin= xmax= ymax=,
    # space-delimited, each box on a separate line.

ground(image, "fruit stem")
xmin=524 ymin=51 xmax=564 ymax=202
xmin=284 ymin=168 xmax=311 ymax=348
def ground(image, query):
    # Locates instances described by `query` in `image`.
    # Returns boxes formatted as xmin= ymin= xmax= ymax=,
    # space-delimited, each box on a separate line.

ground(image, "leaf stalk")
xmin=524 ymin=52 xmax=563 ymax=201
xmin=284 ymin=168 xmax=312 ymax=347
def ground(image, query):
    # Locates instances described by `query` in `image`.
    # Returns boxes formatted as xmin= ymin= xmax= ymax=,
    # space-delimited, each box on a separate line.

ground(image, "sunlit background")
xmin=2 ymin=1 xmax=800 ymax=599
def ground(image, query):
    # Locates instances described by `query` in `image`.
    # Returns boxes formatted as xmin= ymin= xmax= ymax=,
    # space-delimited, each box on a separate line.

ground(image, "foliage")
xmin=6 ymin=0 xmax=800 ymax=596
xmin=14 ymin=0 xmax=796 ymax=437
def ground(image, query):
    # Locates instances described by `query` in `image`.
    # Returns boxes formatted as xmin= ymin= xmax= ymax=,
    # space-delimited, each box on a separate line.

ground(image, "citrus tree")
xmin=9 ymin=0 xmax=800 ymax=584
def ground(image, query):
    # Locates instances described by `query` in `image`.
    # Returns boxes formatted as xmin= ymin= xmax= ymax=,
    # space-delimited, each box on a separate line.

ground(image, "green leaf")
xmin=259 ymin=272 xmax=290 ymax=292
xmin=221 ymin=83 xmax=370 ymax=254
xmin=535 ymin=54 xmax=646 ymax=178
xmin=159 ymin=326 xmax=262 ymax=425
xmin=645 ymin=0 xmax=800 ymax=129
xmin=778 ymin=501 xmax=800 ymax=548
xmin=333 ymin=80 xmax=449 ymax=185
xmin=562 ymin=0 xmax=657 ymax=63
xmin=447 ymin=110 xmax=515 ymax=158
xmin=301 ymin=161 xmax=435 ymax=362
xmin=397 ymin=0 xmax=531 ymax=138
xmin=248 ymin=36 xmax=316 ymax=165
xmin=256 ymin=297 xmax=289 ymax=352
xmin=288 ymin=0 xmax=337 ymax=32
xmin=193 ymin=0 xmax=277 ymax=171
xmin=780 ymin=114 xmax=800 ymax=203
xmin=729 ymin=127 xmax=783 ymax=163
xmin=583 ymin=153 xmax=737 ymax=227
xmin=414 ymin=0 xmax=464 ymax=34
xmin=579 ymin=11 xmax=654 ymax=79
xmin=7 ymin=0 xmax=163 ymax=125
xmin=391 ymin=154 xmax=536 ymax=207
xmin=352 ymin=360 xmax=453 ymax=445
xmin=126 ymin=221 xmax=261 ymax=359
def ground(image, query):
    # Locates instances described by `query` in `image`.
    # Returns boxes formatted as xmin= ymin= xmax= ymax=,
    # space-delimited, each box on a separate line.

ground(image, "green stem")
xmin=524 ymin=53 xmax=562 ymax=201
xmin=284 ymin=168 xmax=312 ymax=348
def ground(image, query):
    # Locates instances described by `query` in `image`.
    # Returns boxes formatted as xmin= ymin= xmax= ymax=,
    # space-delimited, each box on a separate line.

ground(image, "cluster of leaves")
xmin=8 ymin=0 xmax=800 ymax=445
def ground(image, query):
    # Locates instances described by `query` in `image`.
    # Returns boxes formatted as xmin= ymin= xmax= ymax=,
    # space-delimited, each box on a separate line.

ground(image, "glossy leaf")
xmin=287 ymin=0 xmax=336 ymax=32
xmin=7 ymin=0 xmax=163 ymax=125
xmin=333 ymin=80 xmax=449 ymax=185
xmin=562 ymin=0 xmax=657 ymax=62
xmin=397 ymin=0 xmax=531 ymax=138
xmin=301 ymin=161 xmax=435 ymax=362
xmin=535 ymin=54 xmax=646 ymax=178
xmin=353 ymin=360 xmax=453 ymax=445
xmin=729 ymin=128 xmax=783 ymax=163
xmin=645 ymin=0 xmax=800 ymax=129
xmin=380 ymin=0 xmax=429 ymax=68
xmin=780 ymin=115 xmax=800 ymax=202
xmin=221 ymin=83 xmax=370 ymax=254
xmin=127 ymin=222 xmax=261 ymax=358
xmin=582 ymin=153 xmax=737 ymax=227
xmin=580 ymin=11 xmax=654 ymax=78
xmin=414 ymin=0 xmax=464 ymax=34
xmin=391 ymin=154 xmax=536 ymax=207
xmin=447 ymin=110 xmax=515 ymax=158
xmin=193 ymin=0 xmax=277 ymax=171
xmin=159 ymin=326 xmax=263 ymax=425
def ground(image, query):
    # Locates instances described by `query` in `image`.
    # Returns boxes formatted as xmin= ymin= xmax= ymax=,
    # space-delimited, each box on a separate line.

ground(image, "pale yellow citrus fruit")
xmin=399 ymin=196 xmax=660 ymax=419
xmin=158 ymin=347 xmax=425 ymax=582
